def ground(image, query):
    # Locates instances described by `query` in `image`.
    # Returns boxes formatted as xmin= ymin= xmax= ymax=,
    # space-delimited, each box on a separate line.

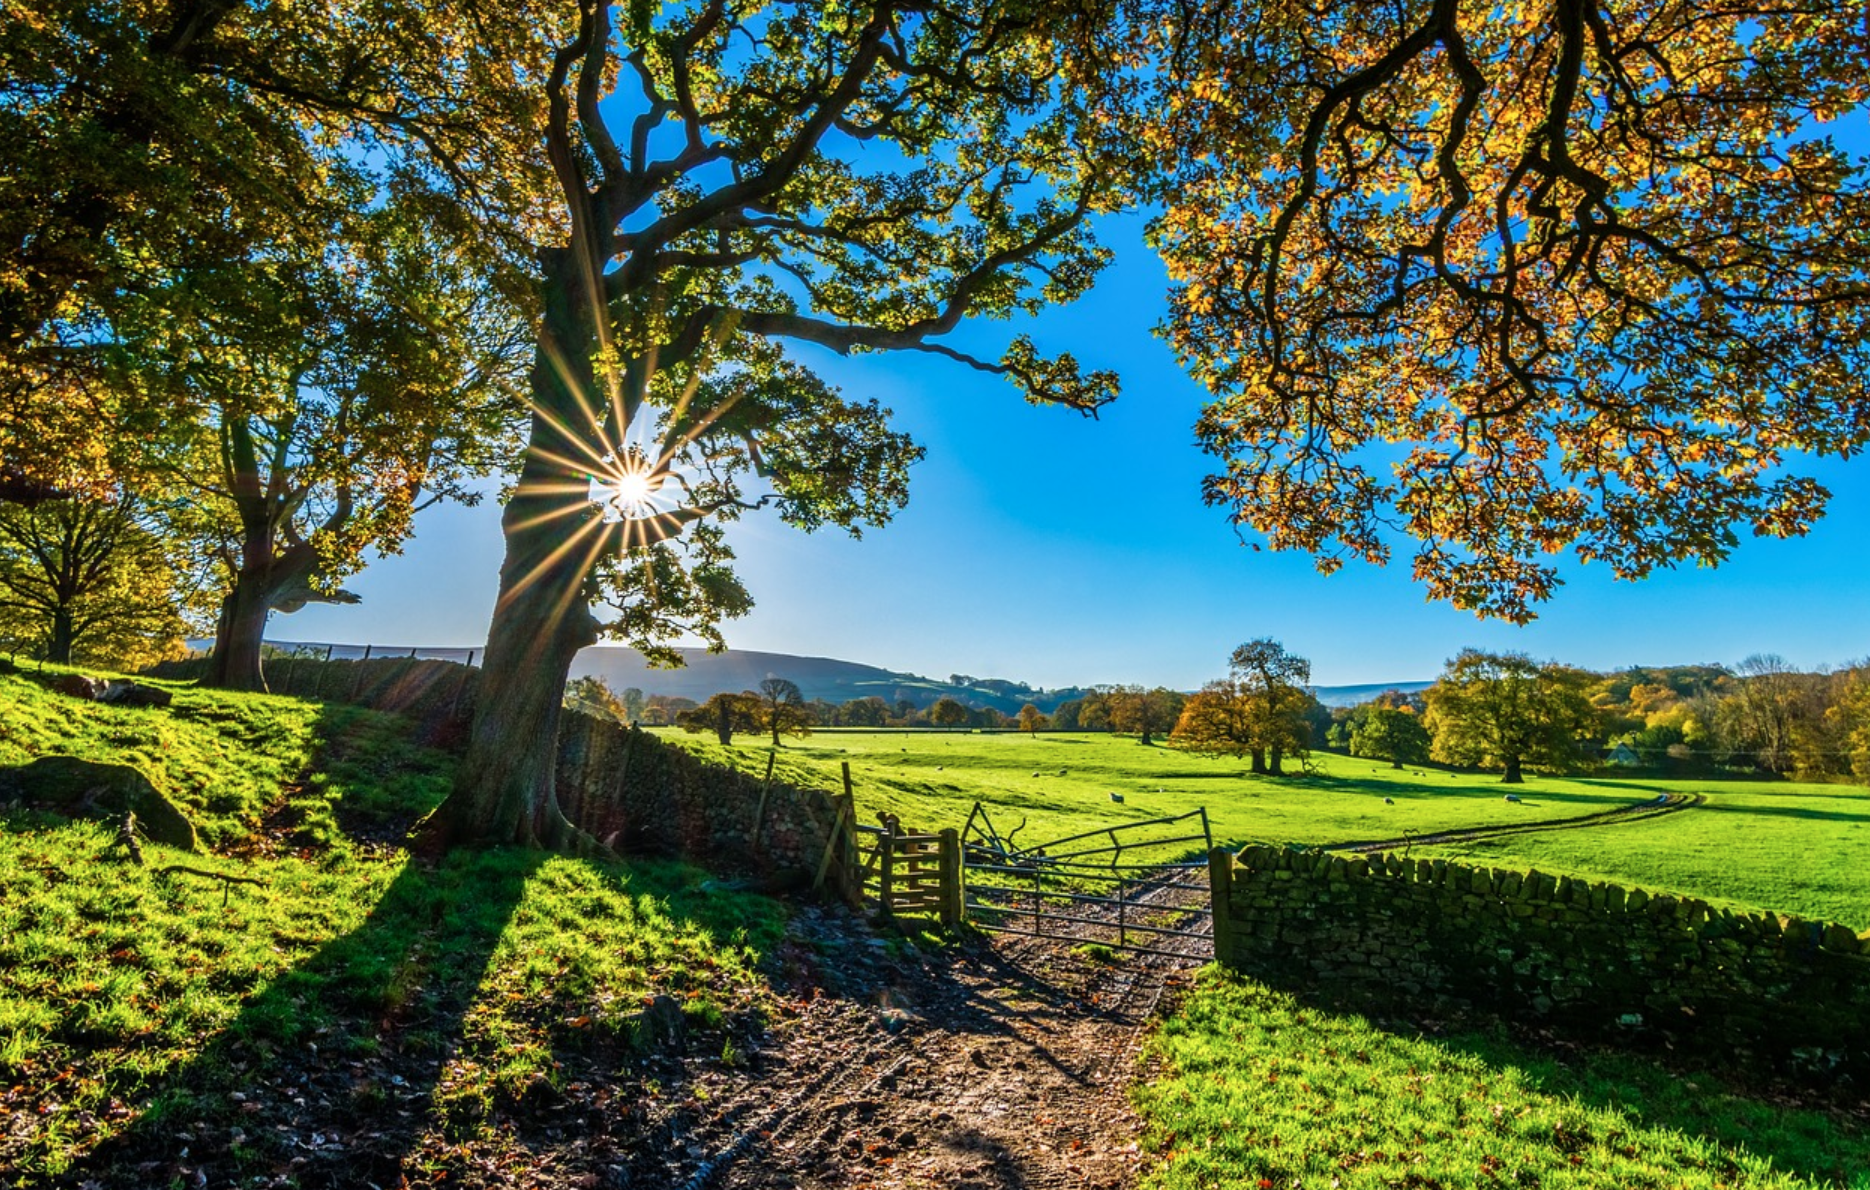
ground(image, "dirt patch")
xmin=660 ymin=910 xmax=1200 ymax=1190
xmin=52 ymin=898 xmax=1199 ymax=1189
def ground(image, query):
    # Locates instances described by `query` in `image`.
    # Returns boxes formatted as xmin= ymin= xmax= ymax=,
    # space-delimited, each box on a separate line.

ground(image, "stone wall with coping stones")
xmin=555 ymin=710 xmax=842 ymax=876
xmin=1210 ymin=845 xmax=1870 ymax=1081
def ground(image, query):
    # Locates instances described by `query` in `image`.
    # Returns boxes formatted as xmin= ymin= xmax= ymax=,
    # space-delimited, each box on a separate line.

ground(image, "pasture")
xmin=667 ymin=728 xmax=1870 ymax=926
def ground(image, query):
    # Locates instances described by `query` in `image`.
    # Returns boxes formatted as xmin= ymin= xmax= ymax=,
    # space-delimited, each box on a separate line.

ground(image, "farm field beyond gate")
xmin=665 ymin=729 xmax=1870 ymax=927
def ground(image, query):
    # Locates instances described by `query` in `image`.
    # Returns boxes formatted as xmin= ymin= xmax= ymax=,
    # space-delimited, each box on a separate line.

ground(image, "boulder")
xmin=0 ymin=756 xmax=199 ymax=851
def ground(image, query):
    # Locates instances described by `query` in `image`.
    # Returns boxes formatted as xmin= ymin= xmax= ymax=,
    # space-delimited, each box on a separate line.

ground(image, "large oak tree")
xmin=1152 ymin=0 xmax=1870 ymax=621
xmin=421 ymin=0 xmax=1140 ymax=849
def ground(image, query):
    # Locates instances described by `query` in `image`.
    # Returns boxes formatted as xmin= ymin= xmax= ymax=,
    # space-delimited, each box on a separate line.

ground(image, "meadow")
xmin=4 ymin=674 xmax=1867 ymax=1188
xmin=667 ymin=727 xmax=1870 ymax=927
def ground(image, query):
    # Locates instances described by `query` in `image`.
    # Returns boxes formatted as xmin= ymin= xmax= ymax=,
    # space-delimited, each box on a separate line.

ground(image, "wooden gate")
xmin=853 ymin=823 xmax=965 ymax=925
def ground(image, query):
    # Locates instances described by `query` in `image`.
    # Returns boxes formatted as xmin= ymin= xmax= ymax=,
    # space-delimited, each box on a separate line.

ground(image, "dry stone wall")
xmin=554 ymin=710 xmax=843 ymax=878
xmin=149 ymin=655 xmax=846 ymax=880
xmin=1211 ymin=845 xmax=1870 ymax=1082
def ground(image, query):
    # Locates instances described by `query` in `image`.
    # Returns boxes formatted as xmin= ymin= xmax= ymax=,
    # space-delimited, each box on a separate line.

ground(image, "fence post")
xmin=751 ymin=752 xmax=777 ymax=846
xmin=1118 ymin=874 xmax=1127 ymax=950
xmin=938 ymin=827 xmax=963 ymax=927
xmin=1208 ymin=847 xmax=1234 ymax=965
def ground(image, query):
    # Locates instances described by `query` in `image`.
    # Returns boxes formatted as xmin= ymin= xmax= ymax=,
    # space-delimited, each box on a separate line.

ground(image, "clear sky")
xmin=283 ymin=210 xmax=1870 ymax=691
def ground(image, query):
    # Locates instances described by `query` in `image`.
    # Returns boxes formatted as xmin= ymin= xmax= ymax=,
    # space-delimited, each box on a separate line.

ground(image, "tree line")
xmin=597 ymin=643 xmax=1870 ymax=788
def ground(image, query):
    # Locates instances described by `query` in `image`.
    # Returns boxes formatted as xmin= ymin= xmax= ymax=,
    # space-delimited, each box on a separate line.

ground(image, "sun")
xmin=589 ymin=447 xmax=669 ymax=522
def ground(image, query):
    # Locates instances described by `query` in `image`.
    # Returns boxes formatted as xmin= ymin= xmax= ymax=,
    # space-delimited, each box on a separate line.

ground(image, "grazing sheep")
xmin=1384 ymin=797 xmax=1394 ymax=805
xmin=1504 ymin=793 xmax=1522 ymax=803
xmin=1109 ymin=792 xmax=1125 ymax=803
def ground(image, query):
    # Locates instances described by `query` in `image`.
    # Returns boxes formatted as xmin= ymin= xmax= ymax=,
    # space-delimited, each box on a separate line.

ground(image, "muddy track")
xmin=648 ymin=868 xmax=1215 ymax=1190
xmin=1321 ymin=791 xmax=1705 ymax=854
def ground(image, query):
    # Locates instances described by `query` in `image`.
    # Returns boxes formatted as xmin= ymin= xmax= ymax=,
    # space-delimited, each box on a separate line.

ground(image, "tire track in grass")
xmin=1320 ymin=791 xmax=1705 ymax=854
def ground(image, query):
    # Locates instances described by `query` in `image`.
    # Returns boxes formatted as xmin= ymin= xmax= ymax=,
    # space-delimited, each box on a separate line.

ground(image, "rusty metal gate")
xmin=959 ymin=804 xmax=1215 ymax=959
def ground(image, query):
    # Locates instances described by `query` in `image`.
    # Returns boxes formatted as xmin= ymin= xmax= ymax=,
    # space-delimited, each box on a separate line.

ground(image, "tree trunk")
xmin=48 ymin=606 xmax=74 ymax=664
xmin=1249 ymin=748 xmax=1266 ymax=774
xmin=203 ymin=582 xmax=273 ymax=690
xmin=1502 ymin=755 xmax=1524 ymax=783
xmin=423 ymin=246 xmax=606 ymax=852
xmin=716 ymin=718 xmax=733 ymax=746
xmin=1391 ymin=756 xmax=1403 ymax=769
xmin=1269 ymin=746 xmax=1285 ymax=776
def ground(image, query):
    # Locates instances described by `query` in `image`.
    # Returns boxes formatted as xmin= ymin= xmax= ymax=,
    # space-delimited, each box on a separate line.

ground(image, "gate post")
xmin=1208 ymin=847 xmax=1235 ymax=967
xmin=938 ymin=827 xmax=963 ymax=927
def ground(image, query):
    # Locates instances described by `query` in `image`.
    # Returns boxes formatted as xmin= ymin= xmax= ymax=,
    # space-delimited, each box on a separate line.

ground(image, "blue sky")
xmin=284 ymin=209 xmax=1870 ymax=692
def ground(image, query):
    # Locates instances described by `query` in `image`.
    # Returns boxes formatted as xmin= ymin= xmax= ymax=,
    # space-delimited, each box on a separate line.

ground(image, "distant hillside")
xmin=1309 ymin=681 xmax=1435 ymax=708
xmin=255 ymin=639 xmax=1429 ymax=713
xmin=568 ymin=646 xmax=1087 ymax=715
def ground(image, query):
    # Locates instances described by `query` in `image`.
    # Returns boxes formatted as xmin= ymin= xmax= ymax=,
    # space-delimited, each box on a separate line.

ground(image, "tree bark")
xmin=424 ymin=246 xmax=606 ymax=851
xmin=203 ymin=579 xmax=275 ymax=690
xmin=1249 ymin=748 xmax=1267 ymax=775
xmin=1269 ymin=746 xmax=1285 ymax=776
xmin=47 ymin=606 xmax=75 ymax=664
xmin=1502 ymin=755 xmax=1524 ymax=783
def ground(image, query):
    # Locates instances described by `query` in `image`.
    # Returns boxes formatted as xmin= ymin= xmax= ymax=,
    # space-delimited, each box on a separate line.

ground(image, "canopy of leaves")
xmin=0 ymin=496 xmax=189 ymax=667
xmin=1151 ymin=0 xmax=1870 ymax=620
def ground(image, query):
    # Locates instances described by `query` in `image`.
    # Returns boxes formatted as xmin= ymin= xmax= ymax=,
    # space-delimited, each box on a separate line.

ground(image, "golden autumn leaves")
xmin=1147 ymin=0 xmax=1870 ymax=620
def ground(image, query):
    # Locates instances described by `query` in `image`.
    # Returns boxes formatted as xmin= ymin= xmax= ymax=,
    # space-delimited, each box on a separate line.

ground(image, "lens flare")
xmin=589 ymin=447 xmax=670 ymax=522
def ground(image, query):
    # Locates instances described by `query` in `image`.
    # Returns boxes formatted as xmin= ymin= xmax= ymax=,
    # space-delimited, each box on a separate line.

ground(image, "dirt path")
xmin=613 ymin=885 xmax=1211 ymax=1190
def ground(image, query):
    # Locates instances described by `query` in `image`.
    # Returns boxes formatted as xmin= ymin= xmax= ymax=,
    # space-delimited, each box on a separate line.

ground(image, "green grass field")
xmin=666 ymin=728 xmax=1870 ymax=926
xmin=6 ymin=675 xmax=1866 ymax=1187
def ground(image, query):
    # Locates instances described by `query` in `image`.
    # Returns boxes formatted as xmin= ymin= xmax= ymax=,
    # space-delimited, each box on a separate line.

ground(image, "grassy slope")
xmin=0 ymin=670 xmax=783 ymax=1184
xmin=668 ymin=729 xmax=1870 ymax=925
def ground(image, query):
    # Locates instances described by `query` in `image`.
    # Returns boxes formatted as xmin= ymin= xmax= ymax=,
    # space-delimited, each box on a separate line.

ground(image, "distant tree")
xmin=1107 ymin=685 xmax=1185 ymax=746
xmin=1169 ymin=679 xmax=1259 ymax=762
xmin=641 ymin=694 xmax=698 ymax=727
xmin=0 ymin=495 xmax=191 ymax=668
xmin=1230 ymin=639 xmax=1315 ymax=774
xmin=1077 ymin=691 xmax=1113 ymax=732
xmin=757 ymin=677 xmax=813 ymax=746
xmin=564 ymin=676 xmax=633 ymax=726
xmin=679 ymin=691 xmax=761 ymax=746
xmin=1017 ymin=704 xmax=1047 ymax=736
xmin=1425 ymin=651 xmax=1599 ymax=783
xmin=929 ymin=697 xmax=970 ymax=729
xmin=1050 ymin=699 xmax=1084 ymax=732
xmin=1350 ymin=707 xmax=1430 ymax=770
xmin=1722 ymin=654 xmax=1804 ymax=773
xmin=618 ymin=687 xmax=647 ymax=723
xmin=839 ymin=696 xmax=891 ymax=728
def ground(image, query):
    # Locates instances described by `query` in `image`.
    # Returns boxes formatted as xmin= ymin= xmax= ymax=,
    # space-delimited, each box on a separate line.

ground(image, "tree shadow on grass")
xmin=63 ymin=848 xmax=542 ymax=1189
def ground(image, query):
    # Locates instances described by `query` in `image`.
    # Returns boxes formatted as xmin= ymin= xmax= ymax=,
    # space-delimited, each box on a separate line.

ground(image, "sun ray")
xmin=494 ymin=514 xmax=606 ymax=612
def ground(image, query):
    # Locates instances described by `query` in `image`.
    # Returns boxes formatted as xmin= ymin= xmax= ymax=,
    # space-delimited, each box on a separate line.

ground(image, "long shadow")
xmin=1697 ymin=801 xmax=1870 ymax=824
xmin=62 ymin=848 xmax=542 ymax=1188
xmin=1232 ymin=974 xmax=1870 ymax=1185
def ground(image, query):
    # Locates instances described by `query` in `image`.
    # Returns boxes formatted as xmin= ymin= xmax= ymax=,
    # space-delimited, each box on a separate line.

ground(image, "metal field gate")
xmin=959 ymin=804 xmax=1216 ymax=960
